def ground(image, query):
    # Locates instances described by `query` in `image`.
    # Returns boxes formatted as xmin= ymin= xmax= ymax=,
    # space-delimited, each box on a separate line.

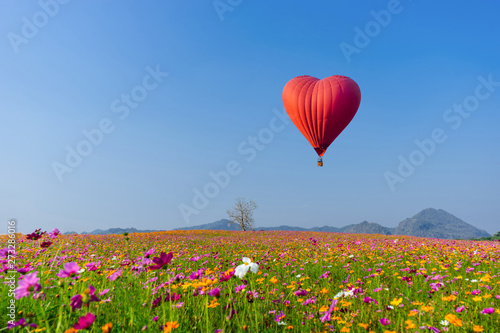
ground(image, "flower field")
xmin=2 ymin=229 xmax=500 ymax=332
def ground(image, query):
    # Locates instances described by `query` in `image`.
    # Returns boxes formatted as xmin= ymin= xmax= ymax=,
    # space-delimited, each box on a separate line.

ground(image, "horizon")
xmin=2 ymin=2 xmax=499 ymax=235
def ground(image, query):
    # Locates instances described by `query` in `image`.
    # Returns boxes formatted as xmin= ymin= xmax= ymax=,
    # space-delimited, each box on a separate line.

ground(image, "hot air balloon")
xmin=282 ymin=75 xmax=361 ymax=166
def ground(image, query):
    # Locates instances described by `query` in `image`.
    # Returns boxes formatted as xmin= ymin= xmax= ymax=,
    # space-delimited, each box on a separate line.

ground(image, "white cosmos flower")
xmin=440 ymin=319 xmax=449 ymax=326
xmin=235 ymin=257 xmax=259 ymax=279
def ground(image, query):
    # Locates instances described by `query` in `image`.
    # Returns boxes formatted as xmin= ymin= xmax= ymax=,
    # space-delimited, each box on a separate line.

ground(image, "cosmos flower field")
xmin=1 ymin=229 xmax=499 ymax=332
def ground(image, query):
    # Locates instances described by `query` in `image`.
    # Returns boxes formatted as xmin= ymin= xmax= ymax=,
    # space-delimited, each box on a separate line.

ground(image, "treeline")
xmin=472 ymin=231 xmax=500 ymax=241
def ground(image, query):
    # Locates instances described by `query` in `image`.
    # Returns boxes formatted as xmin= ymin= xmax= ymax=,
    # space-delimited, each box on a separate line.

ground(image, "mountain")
xmin=173 ymin=219 xmax=241 ymax=231
xmin=339 ymin=221 xmax=392 ymax=235
xmin=395 ymin=208 xmax=490 ymax=239
xmin=64 ymin=227 xmax=163 ymax=235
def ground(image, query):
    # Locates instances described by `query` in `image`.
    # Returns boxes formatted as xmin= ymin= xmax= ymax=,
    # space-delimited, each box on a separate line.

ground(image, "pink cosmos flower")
xmin=40 ymin=241 xmax=52 ymax=248
xmin=56 ymin=262 xmax=81 ymax=279
xmin=108 ymin=269 xmax=123 ymax=281
xmin=456 ymin=305 xmax=465 ymax=313
xmin=165 ymin=293 xmax=181 ymax=302
xmin=99 ymin=288 xmax=110 ymax=296
xmin=274 ymin=311 xmax=285 ymax=322
xmin=379 ymin=318 xmax=390 ymax=325
xmin=294 ymin=289 xmax=308 ymax=296
xmin=149 ymin=252 xmax=173 ymax=270
xmin=73 ymin=313 xmax=96 ymax=330
xmin=320 ymin=299 xmax=338 ymax=323
xmin=144 ymin=247 xmax=155 ymax=258
xmin=26 ymin=229 xmax=45 ymax=241
xmin=85 ymin=261 xmax=100 ymax=271
xmin=70 ymin=285 xmax=100 ymax=311
xmin=220 ymin=269 xmax=234 ymax=282
xmin=234 ymin=284 xmax=246 ymax=293
xmin=7 ymin=318 xmax=37 ymax=329
xmin=481 ymin=308 xmax=494 ymax=314
xmin=208 ymin=288 xmax=221 ymax=297
xmin=14 ymin=272 xmax=41 ymax=299
xmin=189 ymin=269 xmax=203 ymax=280
xmin=48 ymin=228 xmax=60 ymax=239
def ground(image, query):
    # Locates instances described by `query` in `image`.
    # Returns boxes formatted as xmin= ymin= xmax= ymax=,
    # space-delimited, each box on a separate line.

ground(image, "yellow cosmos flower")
xmin=164 ymin=321 xmax=179 ymax=333
xmin=444 ymin=314 xmax=462 ymax=327
xmin=420 ymin=305 xmax=433 ymax=312
xmin=102 ymin=323 xmax=113 ymax=332
xmin=390 ymin=298 xmax=402 ymax=306
xmin=405 ymin=320 xmax=416 ymax=329
xmin=442 ymin=295 xmax=457 ymax=301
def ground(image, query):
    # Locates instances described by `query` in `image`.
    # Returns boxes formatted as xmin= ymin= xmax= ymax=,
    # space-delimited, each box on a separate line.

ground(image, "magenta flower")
xmin=0 ymin=248 xmax=10 ymax=257
xmin=165 ymin=293 xmax=181 ymax=302
xmin=363 ymin=296 xmax=378 ymax=304
xmin=70 ymin=295 xmax=83 ymax=311
xmin=14 ymin=272 xmax=41 ymax=299
xmin=294 ymin=289 xmax=308 ymax=296
xmin=320 ymin=311 xmax=331 ymax=323
xmin=26 ymin=229 xmax=46 ymax=241
xmin=108 ymin=269 xmax=123 ymax=281
xmin=274 ymin=311 xmax=285 ymax=322
xmin=152 ymin=296 xmax=162 ymax=308
xmin=471 ymin=289 xmax=481 ymax=295
xmin=70 ymin=285 xmax=100 ymax=311
xmin=149 ymin=252 xmax=173 ymax=270
xmin=48 ymin=228 xmax=60 ymax=239
xmin=144 ymin=247 xmax=155 ymax=258
xmin=208 ymin=288 xmax=221 ymax=297
xmin=481 ymin=308 xmax=494 ymax=314
xmin=379 ymin=318 xmax=390 ymax=325
xmin=456 ymin=305 xmax=465 ymax=313
xmin=40 ymin=241 xmax=53 ymax=248
xmin=220 ymin=269 xmax=234 ymax=282
xmin=7 ymin=318 xmax=37 ymax=329
xmin=57 ymin=262 xmax=81 ymax=279
xmin=234 ymin=284 xmax=246 ymax=293
xmin=320 ymin=299 xmax=338 ymax=323
xmin=99 ymin=288 xmax=110 ymax=296
xmin=85 ymin=261 xmax=100 ymax=271
xmin=73 ymin=313 xmax=96 ymax=330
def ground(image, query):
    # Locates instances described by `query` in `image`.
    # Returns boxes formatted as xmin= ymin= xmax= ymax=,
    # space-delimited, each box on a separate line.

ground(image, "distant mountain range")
xmin=64 ymin=208 xmax=491 ymax=240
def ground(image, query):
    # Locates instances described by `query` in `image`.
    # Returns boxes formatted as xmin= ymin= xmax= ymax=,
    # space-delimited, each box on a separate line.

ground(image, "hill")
xmin=339 ymin=221 xmax=392 ymax=235
xmin=173 ymin=219 xmax=241 ymax=231
xmin=395 ymin=208 xmax=490 ymax=239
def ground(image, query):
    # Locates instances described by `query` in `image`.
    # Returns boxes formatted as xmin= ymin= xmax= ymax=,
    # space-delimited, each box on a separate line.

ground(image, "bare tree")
xmin=227 ymin=197 xmax=258 ymax=231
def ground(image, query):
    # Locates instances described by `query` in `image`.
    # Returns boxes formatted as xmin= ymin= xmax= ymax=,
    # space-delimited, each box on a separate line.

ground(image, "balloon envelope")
xmin=282 ymin=75 xmax=361 ymax=157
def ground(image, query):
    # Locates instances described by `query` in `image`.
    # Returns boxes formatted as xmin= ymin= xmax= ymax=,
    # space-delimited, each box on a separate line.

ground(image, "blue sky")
xmin=1 ymin=0 xmax=499 ymax=234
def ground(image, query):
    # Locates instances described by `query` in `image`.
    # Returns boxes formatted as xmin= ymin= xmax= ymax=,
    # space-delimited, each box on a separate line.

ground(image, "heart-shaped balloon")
xmin=282 ymin=75 xmax=361 ymax=159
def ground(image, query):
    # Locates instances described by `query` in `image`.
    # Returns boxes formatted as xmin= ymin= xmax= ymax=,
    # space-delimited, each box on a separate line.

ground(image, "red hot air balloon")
xmin=282 ymin=75 xmax=361 ymax=166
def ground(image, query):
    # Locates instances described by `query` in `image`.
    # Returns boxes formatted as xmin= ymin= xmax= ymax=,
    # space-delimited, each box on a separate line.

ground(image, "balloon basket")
xmin=317 ymin=157 xmax=323 ymax=167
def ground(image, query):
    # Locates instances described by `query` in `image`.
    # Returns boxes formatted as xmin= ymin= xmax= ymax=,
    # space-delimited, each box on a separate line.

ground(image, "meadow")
xmin=1 ymin=229 xmax=499 ymax=332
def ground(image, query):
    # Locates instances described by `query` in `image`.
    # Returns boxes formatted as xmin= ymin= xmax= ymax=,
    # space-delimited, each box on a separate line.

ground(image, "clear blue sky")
xmin=1 ymin=0 xmax=499 ymax=234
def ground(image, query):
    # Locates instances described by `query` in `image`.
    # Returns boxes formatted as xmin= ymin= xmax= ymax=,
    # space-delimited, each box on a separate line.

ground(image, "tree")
xmin=227 ymin=197 xmax=258 ymax=231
